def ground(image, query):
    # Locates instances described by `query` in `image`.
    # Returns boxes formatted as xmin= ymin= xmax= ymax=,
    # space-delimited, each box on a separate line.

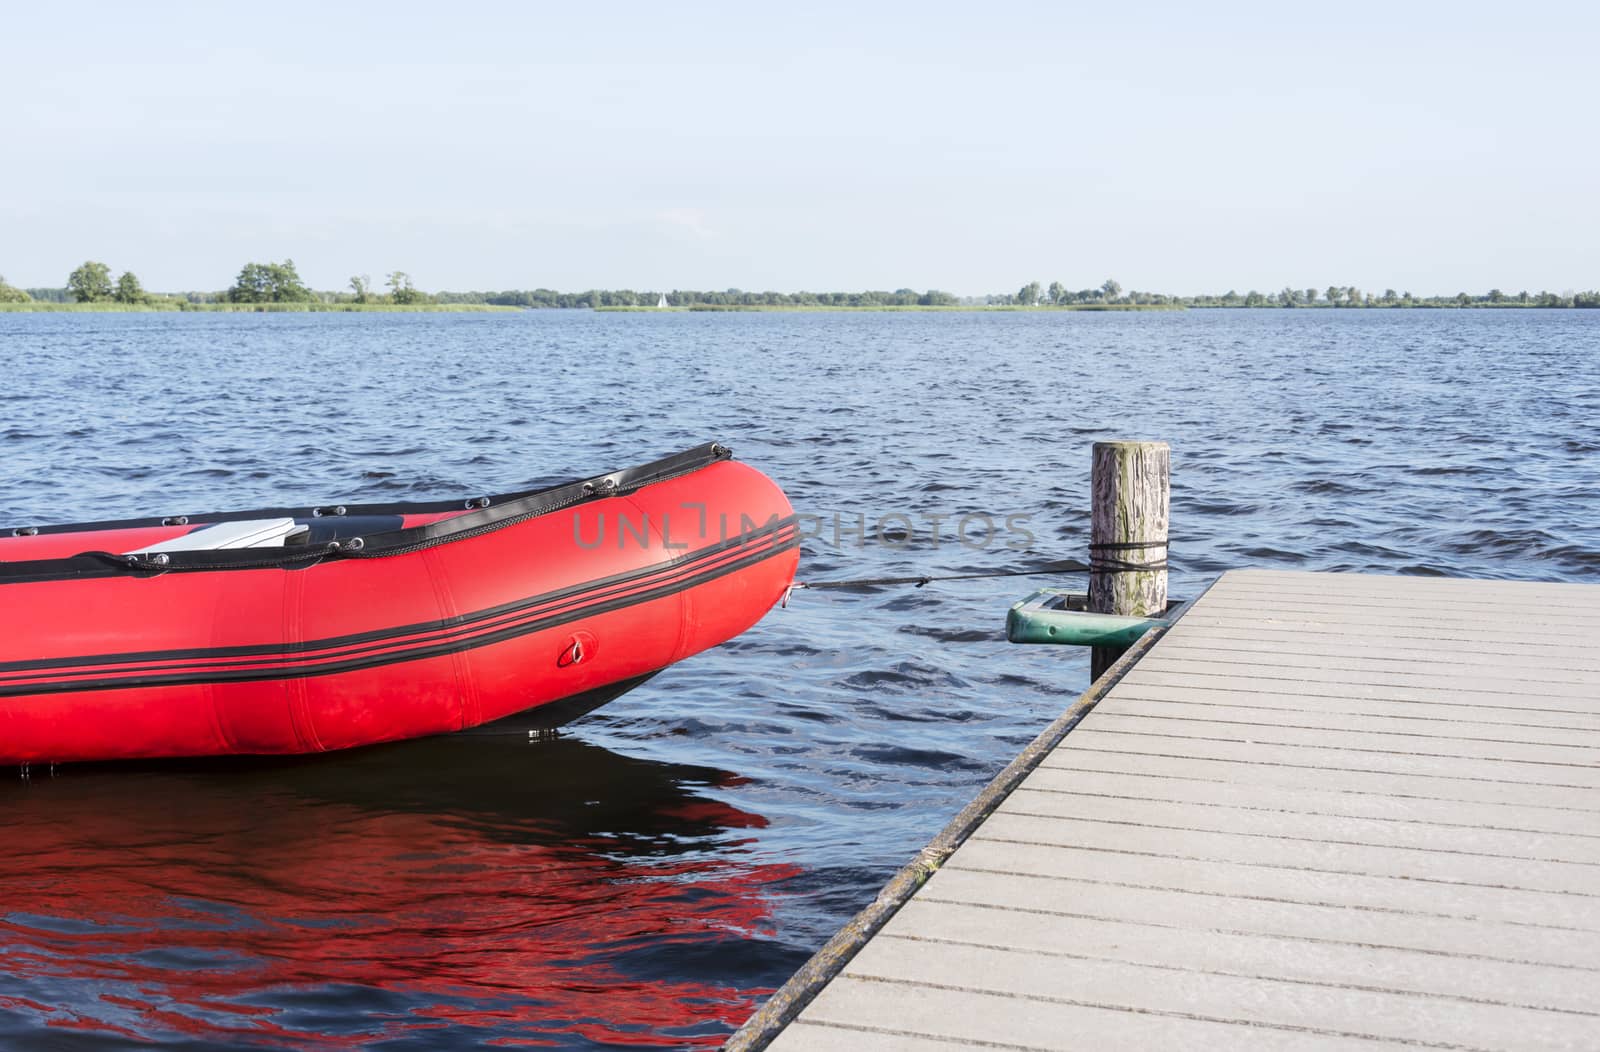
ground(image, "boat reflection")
xmin=0 ymin=709 xmax=794 ymax=1048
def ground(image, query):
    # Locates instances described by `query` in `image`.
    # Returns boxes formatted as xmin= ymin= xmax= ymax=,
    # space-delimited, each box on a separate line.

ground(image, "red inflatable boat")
xmin=0 ymin=443 xmax=798 ymax=765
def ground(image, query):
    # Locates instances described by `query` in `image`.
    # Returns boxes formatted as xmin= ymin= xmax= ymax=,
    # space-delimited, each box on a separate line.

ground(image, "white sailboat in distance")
xmin=657 ymin=293 xmax=669 ymax=309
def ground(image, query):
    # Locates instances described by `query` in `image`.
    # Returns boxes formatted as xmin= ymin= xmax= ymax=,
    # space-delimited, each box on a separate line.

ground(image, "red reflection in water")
xmin=0 ymin=734 xmax=797 ymax=1048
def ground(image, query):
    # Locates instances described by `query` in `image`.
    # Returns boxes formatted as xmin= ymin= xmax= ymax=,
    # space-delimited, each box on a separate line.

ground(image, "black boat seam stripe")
xmin=0 ymin=537 xmax=798 ymax=698
xmin=0 ymin=518 xmax=799 ymax=681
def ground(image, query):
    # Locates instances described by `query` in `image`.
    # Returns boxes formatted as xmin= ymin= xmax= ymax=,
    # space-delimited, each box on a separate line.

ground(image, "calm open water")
xmin=2 ymin=308 xmax=1597 ymax=1049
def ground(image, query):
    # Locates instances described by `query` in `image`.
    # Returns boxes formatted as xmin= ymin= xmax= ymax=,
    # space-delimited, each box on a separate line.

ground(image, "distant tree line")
xmin=1002 ymin=279 xmax=1147 ymax=306
xmin=224 ymin=262 xmax=429 ymax=305
xmin=443 ymin=282 xmax=1598 ymax=309
xmin=997 ymin=279 xmax=1599 ymax=309
xmin=16 ymin=260 xmax=445 ymax=307
xmin=1182 ymin=285 xmax=1600 ymax=309
xmin=225 ymin=260 xmax=314 ymax=303
xmin=61 ymin=260 xmax=150 ymax=304
xmin=430 ymin=287 xmax=963 ymax=308
xmin=12 ymin=263 xmax=1599 ymax=310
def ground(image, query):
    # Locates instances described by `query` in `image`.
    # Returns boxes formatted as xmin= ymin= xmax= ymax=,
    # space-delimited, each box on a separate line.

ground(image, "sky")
xmin=1 ymin=1 xmax=1595 ymax=297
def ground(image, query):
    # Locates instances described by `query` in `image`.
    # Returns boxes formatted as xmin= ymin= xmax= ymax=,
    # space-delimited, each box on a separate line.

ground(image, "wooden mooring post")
xmin=1088 ymin=440 xmax=1169 ymax=679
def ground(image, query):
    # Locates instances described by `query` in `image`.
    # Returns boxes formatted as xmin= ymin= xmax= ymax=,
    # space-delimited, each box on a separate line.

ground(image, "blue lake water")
xmin=1 ymin=308 xmax=1597 ymax=1048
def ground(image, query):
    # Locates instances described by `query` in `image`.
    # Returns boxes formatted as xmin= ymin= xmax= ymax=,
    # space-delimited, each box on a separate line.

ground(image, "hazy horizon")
xmin=2 ymin=1 xmax=1595 ymax=298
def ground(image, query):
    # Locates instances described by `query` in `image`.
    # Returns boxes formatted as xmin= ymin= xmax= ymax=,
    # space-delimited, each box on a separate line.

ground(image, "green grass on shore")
xmin=1057 ymin=302 xmax=1184 ymax=311
xmin=0 ymin=301 xmax=518 ymax=313
xmin=670 ymin=302 xmax=1185 ymax=313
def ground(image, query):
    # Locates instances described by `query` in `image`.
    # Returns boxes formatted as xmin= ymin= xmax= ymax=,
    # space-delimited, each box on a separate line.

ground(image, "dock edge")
xmin=723 ymin=579 xmax=1214 ymax=1050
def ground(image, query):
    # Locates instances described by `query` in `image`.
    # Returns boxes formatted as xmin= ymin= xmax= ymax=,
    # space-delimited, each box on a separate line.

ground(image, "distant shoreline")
xmin=12 ymin=261 xmax=1597 ymax=313
xmin=11 ymin=272 xmax=1596 ymax=313
xmin=7 ymin=300 xmax=1596 ymax=316
xmin=586 ymin=300 xmax=1595 ymax=313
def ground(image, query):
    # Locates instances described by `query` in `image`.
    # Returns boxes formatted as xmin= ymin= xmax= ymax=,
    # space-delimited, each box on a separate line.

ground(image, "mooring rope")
xmin=793 ymin=560 xmax=1088 ymax=591
xmin=1085 ymin=538 xmax=1170 ymax=574
xmin=791 ymin=533 xmax=1171 ymax=592
xmin=792 ymin=553 xmax=1171 ymax=592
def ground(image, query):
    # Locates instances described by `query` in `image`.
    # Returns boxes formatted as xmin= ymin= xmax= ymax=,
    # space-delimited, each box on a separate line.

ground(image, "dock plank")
xmin=998 ymin=784 xmax=1600 ymax=863
xmin=1155 ymin=632 xmax=1600 ymax=673
xmin=873 ymin=899 xmax=1600 ymax=1014
xmin=1076 ymin=712 xmax=1600 ymax=765
xmin=918 ymin=866 xmax=1600 ymax=968
xmin=1115 ymin=666 xmax=1600 ymax=710
xmin=941 ymin=837 xmax=1600 ymax=930
xmin=1045 ymin=729 xmax=1600 ymax=790
xmin=1097 ymin=691 xmax=1600 ymax=739
xmin=1180 ymin=604 xmax=1600 ymax=637
xmin=1016 ymin=765 xmax=1600 ymax=838
xmin=970 ymin=811 xmax=1600 ymax=895
xmin=843 ymin=935 xmax=1594 ymax=1050
xmin=1036 ymin=742 xmax=1600 ymax=809
xmin=789 ymin=977 xmax=1398 ymax=1050
xmin=758 ymin=570 xmax=1600 ymax=1050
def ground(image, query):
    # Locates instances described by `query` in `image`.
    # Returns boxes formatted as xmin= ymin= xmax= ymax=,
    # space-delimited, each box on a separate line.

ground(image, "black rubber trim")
xmin=0 ymin=517 xmax=799 ymax=682
xmin=0 ymin=442 xmax=733 ymax=584
xmin=0 ymin=528 xmax=798 ymax=698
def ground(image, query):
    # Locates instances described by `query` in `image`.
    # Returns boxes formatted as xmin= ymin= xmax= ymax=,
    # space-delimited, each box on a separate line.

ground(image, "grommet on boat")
xmin=161 ymin=516 xmax=189 ymax=527
xmin=557 ymin=631 xmax=596 ymax=668
xmin=12 ymin=527 xmax=39 ymax=537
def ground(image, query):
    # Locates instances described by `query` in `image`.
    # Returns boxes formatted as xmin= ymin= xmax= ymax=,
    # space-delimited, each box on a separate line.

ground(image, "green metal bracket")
xmin=1006 ymin=588 xmax=1179 ymax=648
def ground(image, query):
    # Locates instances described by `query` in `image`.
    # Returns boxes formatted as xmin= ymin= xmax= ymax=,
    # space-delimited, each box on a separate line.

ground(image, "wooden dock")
xmin=742 ymin=569 xmax=1600 ymax=1050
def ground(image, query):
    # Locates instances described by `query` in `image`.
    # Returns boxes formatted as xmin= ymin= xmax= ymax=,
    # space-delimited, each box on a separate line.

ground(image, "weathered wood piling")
xmin=1088 ymin=440 xmax=1169 ymax=678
